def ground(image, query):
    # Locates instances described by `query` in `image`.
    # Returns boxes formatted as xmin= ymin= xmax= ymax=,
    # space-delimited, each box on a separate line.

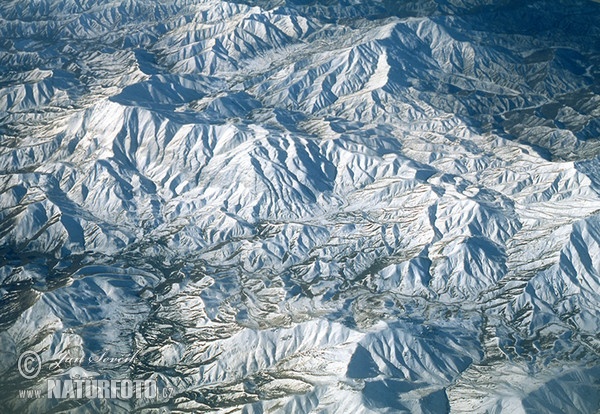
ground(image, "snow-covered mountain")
xmin=1 ymin=0 xmax=600 ymax=412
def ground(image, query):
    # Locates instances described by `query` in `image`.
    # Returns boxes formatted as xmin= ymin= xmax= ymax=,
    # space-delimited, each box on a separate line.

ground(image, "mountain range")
xmin=1 ymin=0 xmax=600 ymax=412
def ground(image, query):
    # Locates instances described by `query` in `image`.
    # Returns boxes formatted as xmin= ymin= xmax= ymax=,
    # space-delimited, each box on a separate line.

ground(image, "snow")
xmin=1 ymin=0 xmax=600 ymax=412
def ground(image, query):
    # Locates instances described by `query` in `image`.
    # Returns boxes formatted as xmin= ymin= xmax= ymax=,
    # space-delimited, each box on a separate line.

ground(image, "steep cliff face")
xmin=1 ymin=0 xmax=600 ymax=412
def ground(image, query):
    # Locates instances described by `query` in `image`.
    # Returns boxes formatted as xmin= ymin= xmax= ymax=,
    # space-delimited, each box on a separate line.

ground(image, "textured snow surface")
xmin=1 ymin=0 xmax=600 ymax=412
